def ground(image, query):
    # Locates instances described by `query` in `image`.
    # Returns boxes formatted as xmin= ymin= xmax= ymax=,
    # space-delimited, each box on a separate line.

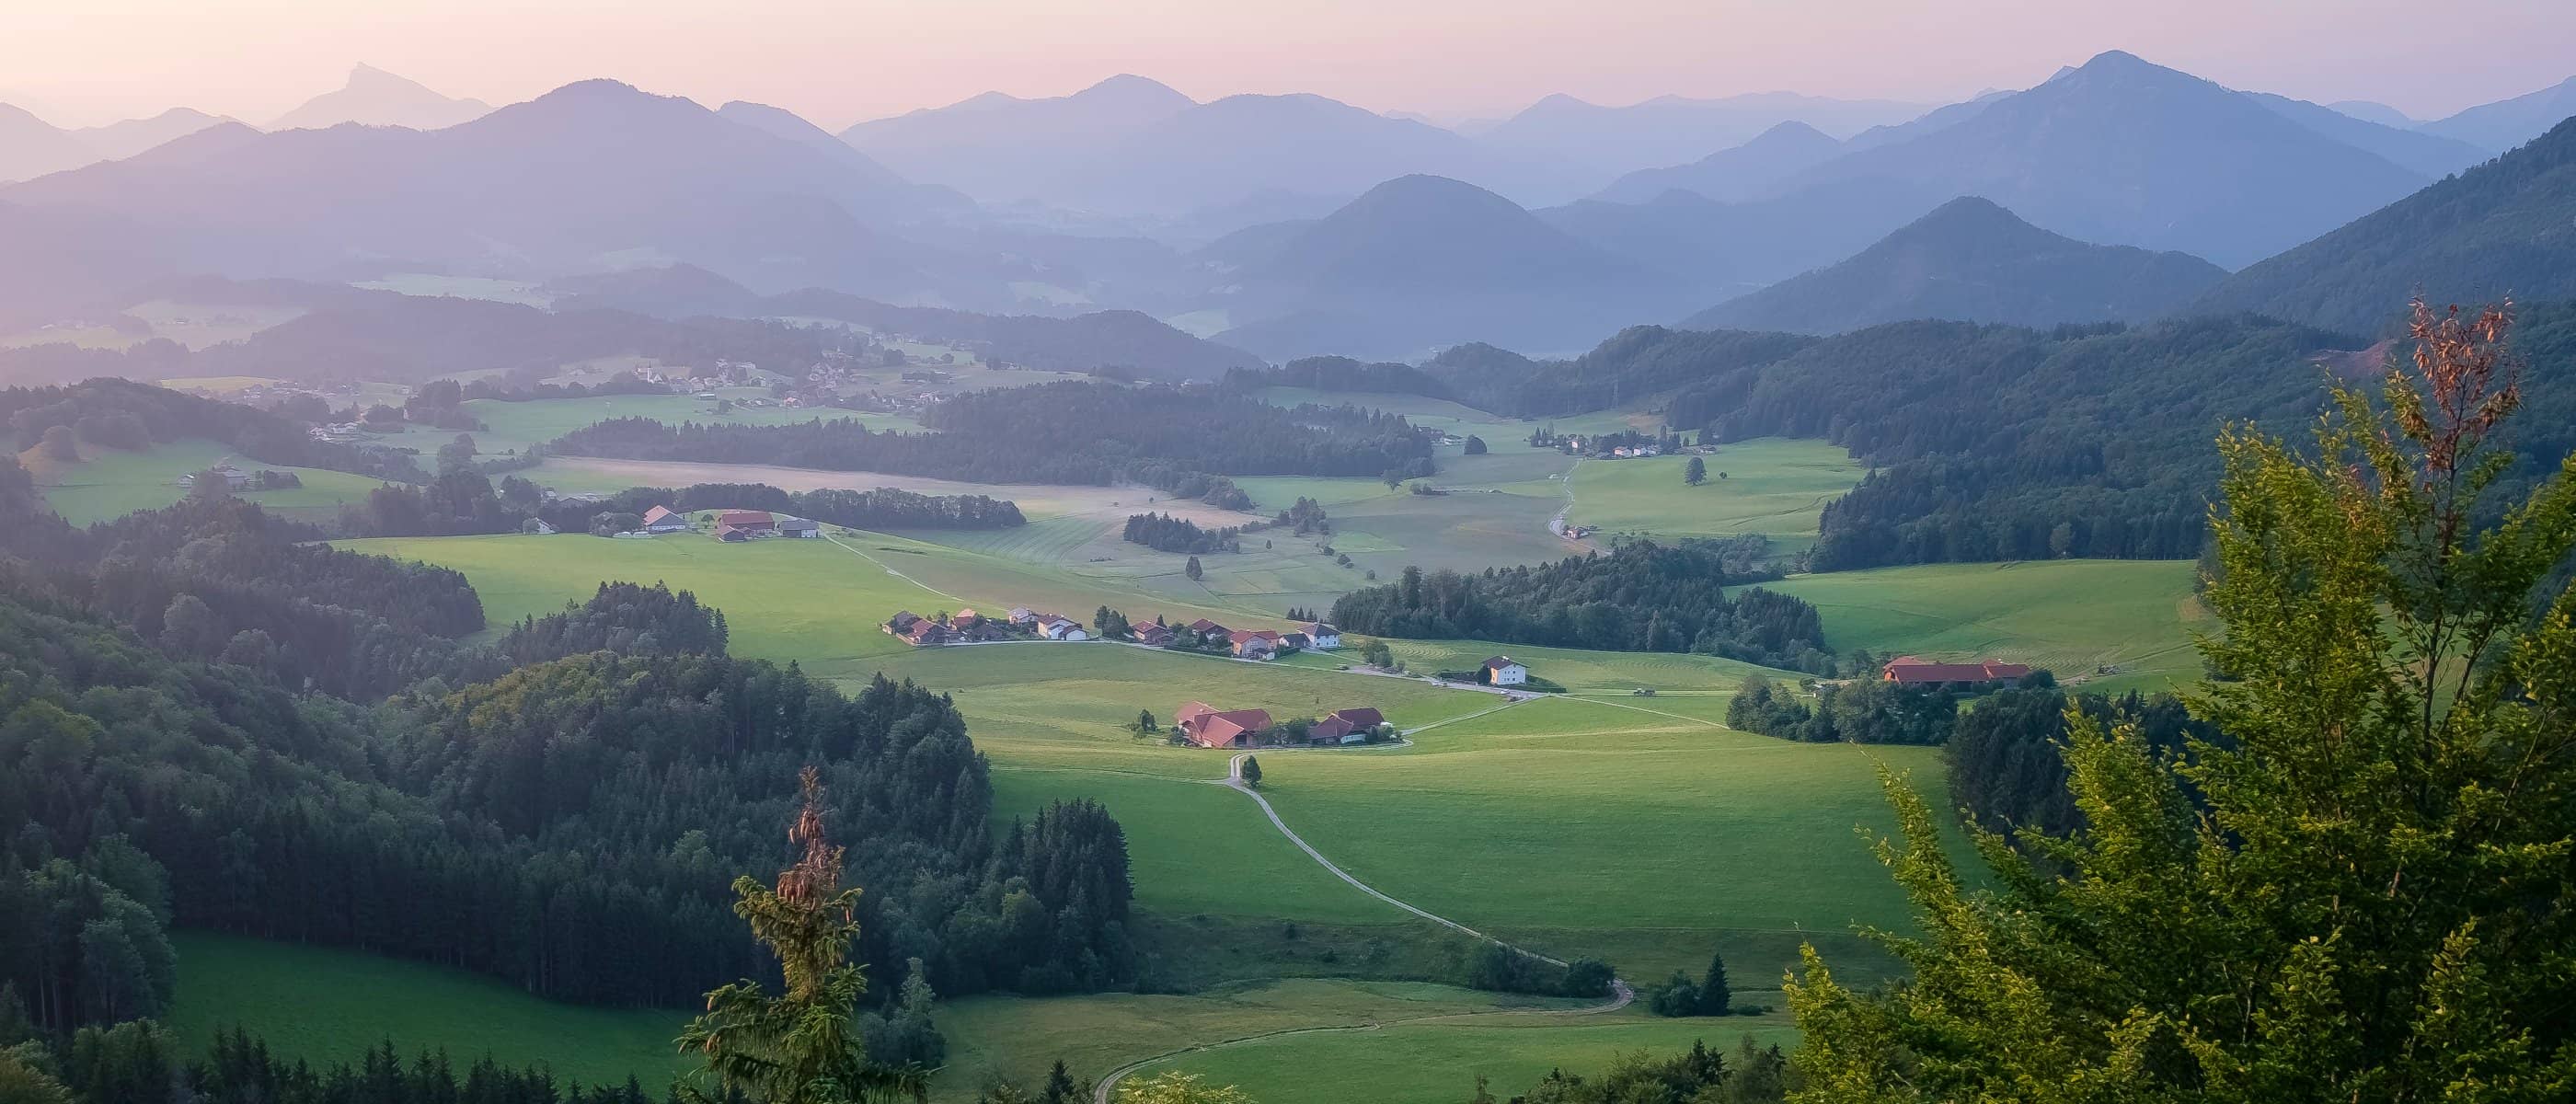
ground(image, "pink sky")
xmin=4 ymin=0 xmax=2572 ymax=128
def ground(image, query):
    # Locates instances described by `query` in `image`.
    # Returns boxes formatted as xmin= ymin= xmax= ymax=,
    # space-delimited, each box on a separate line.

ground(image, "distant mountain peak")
xmin=1080 ymin=74 xmax=1192 ymax=105
xmin=270 ymin=63 xmax=489 ymax=131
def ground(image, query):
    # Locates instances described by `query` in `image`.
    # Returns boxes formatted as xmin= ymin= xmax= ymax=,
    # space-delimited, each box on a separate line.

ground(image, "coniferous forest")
xmin=1328 ymin=543 xmax=1837 ymax=673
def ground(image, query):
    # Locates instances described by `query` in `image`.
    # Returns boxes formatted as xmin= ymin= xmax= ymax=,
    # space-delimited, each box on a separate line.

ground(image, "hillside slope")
xmin=2191 ymin=117 xmax=2576 ymax=334
xmin=1684 ymin=197 xmax=2227 ymax=333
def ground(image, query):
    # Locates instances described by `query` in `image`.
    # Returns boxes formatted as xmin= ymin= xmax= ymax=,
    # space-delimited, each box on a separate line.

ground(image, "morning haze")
xmin=2 ymin=3 xmax=2573 ymax=1103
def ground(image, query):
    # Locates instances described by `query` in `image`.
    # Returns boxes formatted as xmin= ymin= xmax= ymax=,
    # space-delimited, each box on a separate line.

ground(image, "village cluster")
xmin=883 ymin=605 xmax=1354 ymax=661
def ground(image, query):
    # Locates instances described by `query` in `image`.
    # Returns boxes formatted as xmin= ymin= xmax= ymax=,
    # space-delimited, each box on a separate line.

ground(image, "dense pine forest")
xmin=552 ymin=380 xmax=1434 ymax=505
xmin=1328 ymin=543 xmax=1836 ymax=673
xmin=531 ymin=482 xmax=1027 ymax=534
xmin=1121 ymin=512 xmax=1240 ymax=553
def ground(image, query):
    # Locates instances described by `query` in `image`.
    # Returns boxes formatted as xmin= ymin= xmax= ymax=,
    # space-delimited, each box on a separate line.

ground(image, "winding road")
xmin=1089 ymin=729 xmax=1633 ymax=1104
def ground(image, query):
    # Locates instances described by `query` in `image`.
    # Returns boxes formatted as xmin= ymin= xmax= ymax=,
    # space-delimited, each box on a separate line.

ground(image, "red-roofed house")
xmin=1328 ymin=707 xmax=1386 ymax=732
xmin=1482 ymin=656 xmax=1528 ymax=686
xmin=1228 ymin=628 xmax=1282 ymax=660
xmin=716 ymin=510 xmax=775 ymax=535
xmin=1177 ymin=704 xmax=1271 ymax=748
xmin=1308 ymin=716 xmax=1356 ymax=744
xmin=1880 ymin=656 xmax=2034 ymax=687
xmin=1186 ymin=617 xmax=1231 ymax=643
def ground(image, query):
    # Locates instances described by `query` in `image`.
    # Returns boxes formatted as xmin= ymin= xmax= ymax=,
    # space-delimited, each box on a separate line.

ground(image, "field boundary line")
xmin=819 ymin=530 xmax=968 ymax=604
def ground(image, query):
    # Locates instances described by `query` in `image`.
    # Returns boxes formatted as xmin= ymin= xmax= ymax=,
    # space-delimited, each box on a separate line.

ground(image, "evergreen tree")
xmin=1039 ymin=1061 xmax=1080 ymax=1104
xmin=1463 ymin=435 xmax=1488 ymax=455
xmin=1685 ymin=456 xmax=1708 ymax=486
xmin=1785 ymin=302 xmax=2576 ymax=1098
xmin=676 ymin=768 xmax=922 ymax=1103
xmin=1135 ymin=709 xmax=1156 ymax=733
xmin=1696 ymin=951 xmax=1731 ymax=1016
xmin=1183 ymin=556 xmax=1202 ymax=581
xmin=1238 ymin=757 xmax=1261 ymax=788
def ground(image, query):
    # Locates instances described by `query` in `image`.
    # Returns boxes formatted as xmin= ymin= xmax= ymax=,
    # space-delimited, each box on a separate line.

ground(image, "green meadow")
xmin=369 ymin=388 xmax=839 ymax=456
xmin=31 ymin=437 xmax=388 ymax=525
xmin=1562 ymin=439 xmax=1867 ymax=551
xmin=1764 ymin=559 xmax=2207 ymax=694
xmin=163 ymin=932 xmax=684 ymax=1089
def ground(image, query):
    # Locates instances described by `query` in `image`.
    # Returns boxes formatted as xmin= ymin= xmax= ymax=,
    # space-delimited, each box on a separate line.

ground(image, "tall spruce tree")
xmin=1786 ymin=301 xmax=2576 ymax=1099
xmin=677 ymin=768 xmax=924 ymax=1103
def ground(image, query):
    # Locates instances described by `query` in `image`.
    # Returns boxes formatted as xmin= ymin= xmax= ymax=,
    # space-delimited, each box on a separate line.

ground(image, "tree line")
xmin=550 ymin=379 xmax=1435 ymax=508
xmin=1328 ymin=544 xmax=1836 ymax=673
xmin=2 ymin=377 xmax=423 ymax=482
xmin=1121 ymin=512 xmax=1240 ymax=554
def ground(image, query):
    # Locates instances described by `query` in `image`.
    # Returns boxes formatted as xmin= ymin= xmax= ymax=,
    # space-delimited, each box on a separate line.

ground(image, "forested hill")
xmin=1680 ymin=197 xmax=2228 ymax=334
xmin=554 ymin=378 xmax=1436 ymax=505
xmin=2191 ymin=115 xmax=2576 ymax=335
xmin=1674 ymin=304 xmax=2576 ymax=567
xmin=2 ymin=375 xmax=421 ymax=480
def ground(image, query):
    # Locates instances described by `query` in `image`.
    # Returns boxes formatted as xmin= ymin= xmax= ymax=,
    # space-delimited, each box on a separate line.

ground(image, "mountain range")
xmin=2193 ymin=116 xmax=2576 ymax=335
xmin=1680 ymin=197 xmax=2228 ymax=334
xmin=1465 ymin=90 xmax=1926 ymax=176
xmin=1591 ymin=121 xmax=1846 ymax=203
xmin=2419 ymin=76 xmax=2576 ymax=153
xmin=269 ymin=64 xmax=490 ymax=131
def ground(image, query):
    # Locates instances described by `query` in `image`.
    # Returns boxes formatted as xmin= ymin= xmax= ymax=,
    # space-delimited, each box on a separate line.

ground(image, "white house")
xmin=1482 ymin=655 xmax=1528 ymax=686
xmin=1301 ymin=622 xmax=1342 ymax=650
xmin=1036 ymin=616 xmax=1089 ymax=641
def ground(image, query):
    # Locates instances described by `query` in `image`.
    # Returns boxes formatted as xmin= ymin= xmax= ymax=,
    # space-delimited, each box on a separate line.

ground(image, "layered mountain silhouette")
xmin=2193 ymin=117 xmax=2576 ymax=335
xmin=0 ymin=104 xmax=234 ymax=182
xmin=1203 ymin=175 xmax=1691 ymax=359
xmin=2 ymin=80 xmax=957 ymax=297
xmin=1468 ymin=91 xmax=1925 ymax=180
xmin=1764 ymin=51 xmax=2433 ymax=268
xmin=270 ymin=64 xmax=489 ymax=131
xmin=2420 ymin=75 xmax=2576 ymax=153
xmin=841 ymin=75 xmax=1196 ymax=204
xmin=1591 ymin=121 xmax=1844 ymax=203
xmin=2241 ymin=92 xmax=2490 ymax=178
xmin=1683 ymin=197 xmax=2226 ymax=334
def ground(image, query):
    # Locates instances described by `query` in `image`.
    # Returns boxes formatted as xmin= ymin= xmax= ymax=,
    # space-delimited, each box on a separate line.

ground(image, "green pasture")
xmin=369 ymin=388 xmax=830 ymax=456
xmin=1764 ymin=559 xmax=2207 ymax=694
xmin=1153 ymin=1011 xmax=1800 ymax=1104
xmin=1562 ymin=439 xmax=1865 ymax=549
xmin=163 ymin=932 xmax=684 ymax=1089
xmin=33 ymin=437 xmax=387 ymax=525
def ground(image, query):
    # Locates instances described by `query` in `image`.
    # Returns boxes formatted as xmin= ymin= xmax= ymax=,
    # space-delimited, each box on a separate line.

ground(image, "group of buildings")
xmin=886 ymin=606 xmax=1092 ymax=647
xmin=1133 ymin=618 xmax=1341 ymax=660
xmin=1174 ymin=703 xmax=1390 ymax=749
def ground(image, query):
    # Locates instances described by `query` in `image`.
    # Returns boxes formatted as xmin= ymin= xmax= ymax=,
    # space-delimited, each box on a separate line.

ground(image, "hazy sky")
xmin=5 ymin=0 xmax=2573 ymax=128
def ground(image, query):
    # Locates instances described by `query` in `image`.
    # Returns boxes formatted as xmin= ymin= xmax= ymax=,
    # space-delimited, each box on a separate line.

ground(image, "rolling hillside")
xmin=1590 ymin=121 xmax=1846 ymax=203
xmin=2191 ymin=117 xmax=2576 ymax=335
xmin=1683 ymin=196 xmax=2228 ymax=333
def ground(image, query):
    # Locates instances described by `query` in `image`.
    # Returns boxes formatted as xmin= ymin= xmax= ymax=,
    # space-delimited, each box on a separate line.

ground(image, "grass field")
xmin=163 ymin=932 xmax=684 ymax=1089
xmin=1765 ymin=560 xmax=2207 ymax=695
xmin=1564 ymin=440 xmax=1866 ymax=552
xmin=367 ymin=389 xmax=842 ymax=457
xmin=1147 ymin=1010 xmax=1800 ymax=1104
xmin=2 ymin=300 xmax=305 ymax=351
xmin=30 ymin=437 xmax=388 ymax=525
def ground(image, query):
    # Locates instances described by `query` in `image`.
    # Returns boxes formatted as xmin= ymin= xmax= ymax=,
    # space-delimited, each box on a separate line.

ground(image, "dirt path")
xmin=819 ymin=530 xmax=969 ymax=604
xmin=1090 ymin=726 xmax=1631 ymax=1103
xmin=1547 ymin=457 xmax=1587 ymax=541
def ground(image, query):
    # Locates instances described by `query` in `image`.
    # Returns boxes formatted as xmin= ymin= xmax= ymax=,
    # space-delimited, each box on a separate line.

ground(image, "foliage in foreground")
xmin=1786 ymin=303 xmax=2576 ymax=1099
xmin=678 ymin=767 xmax=923 ymax=1104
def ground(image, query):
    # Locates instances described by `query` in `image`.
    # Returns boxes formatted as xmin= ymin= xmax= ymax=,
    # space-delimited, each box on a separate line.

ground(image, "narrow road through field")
xmin=1547 ymin=456 xmax=1587 ymax=541
xmin=1091 ymin=724 xmax=1632 ymax=1104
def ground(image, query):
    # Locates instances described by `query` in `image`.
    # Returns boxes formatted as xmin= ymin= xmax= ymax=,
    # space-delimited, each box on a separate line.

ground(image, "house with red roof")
xmin=1175 ymin=701 xmax=1271 ymax=748
xmin=1880 ymin=656 xmax=2034 ymax=687
xmin=1228 ymin=628 xmax=1282 ymax=660
xmin=1482 ymin=656 xmax=1528 ymax=686
xmin=716 ymin=509 xmax=775 ymax=535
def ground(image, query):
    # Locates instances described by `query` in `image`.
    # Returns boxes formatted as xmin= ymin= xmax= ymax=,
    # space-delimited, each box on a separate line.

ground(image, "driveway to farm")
xmin=1090 ymin=719 xmax=1633 ymax=1103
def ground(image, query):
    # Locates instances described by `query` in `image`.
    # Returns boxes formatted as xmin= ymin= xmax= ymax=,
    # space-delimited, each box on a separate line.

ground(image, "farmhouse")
xmin=902 ymin=619 xmax=950 ymax=646
xmin=1880 ymin=656 xmax=2034 ymax=687
xmin=716 ymin=509 xmax=776 ymax=535
xmin=1308 ymin=716 xmax=1357 ymax=743
xmin=1301 ymin=622 xmax=1342 ymax=650
xmin=1132 ymin=623 xmax=1174 ymax=647
xmin=1186 ymin=617 xmax=1230 ymax=643
xmin=1034 ymin=615 xmax=1090 ymax=641
xmin=1482 ymin=656 xmax=1529 ymax=686
xmin=177 ymin=464 xmax=252 ymax=491
xmin=1007 ymin=607 xmax=1037 ymax=626
xmin=1176 ymin=702 xmax=1272 ymax=748
xmin=640 ymin=505 xmax=689 ymax=534
xmin=776 ymin=516 xmax=821 ymax=538
xmin=1228 ymin=629 xmax=1281 ymax=660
